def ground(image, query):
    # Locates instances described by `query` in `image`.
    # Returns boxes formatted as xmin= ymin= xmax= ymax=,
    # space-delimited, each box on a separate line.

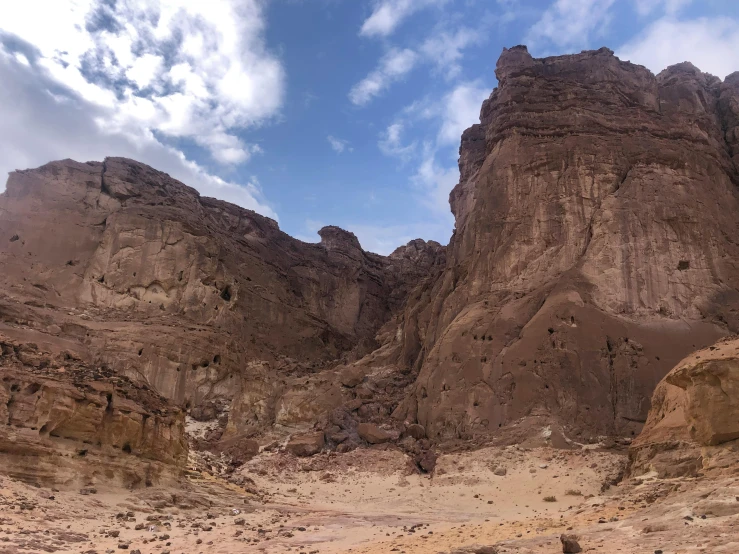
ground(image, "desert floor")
xmin=1 ymin=444 xmax=738 ymax=554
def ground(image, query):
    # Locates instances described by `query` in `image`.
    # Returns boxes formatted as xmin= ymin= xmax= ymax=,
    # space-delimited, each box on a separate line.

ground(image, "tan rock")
xmin=357 ymin=423 xmax=392 ymax=444
xmin=285 ymin=432 xmax=325 ymax=457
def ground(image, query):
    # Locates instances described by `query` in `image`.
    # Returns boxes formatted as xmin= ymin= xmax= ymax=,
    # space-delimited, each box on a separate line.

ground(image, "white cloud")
xmin=349 ymin=48 xmax=418 ymax=105
xmin=0 ymin=0 xmax=285 ymax=167
xmin=379 ymin=122 xmax=416 ymax=160
xmin=0 ymin=35 xmax=276 ymax=219
xmin=632 ymin=0 xmax=692 ymax=17
xmin=413 ymin=145 xmax=460 ymax=217
xmin=327 ymin=135 xmax=352 ymax=153
xmin=420 ymin=27 xmax=481 ymax=79
xmin=437 ymin=83 xmax=488 ymax=145
xmin=377 ymin=82 xmax=487 ymax=226
xmin=618 ymin=16 xmax=739 ymax=80
xmin=360 ymin=0 xmax=450 ymax=38
xmin=525 ymin=0 xmax=616 ymax=52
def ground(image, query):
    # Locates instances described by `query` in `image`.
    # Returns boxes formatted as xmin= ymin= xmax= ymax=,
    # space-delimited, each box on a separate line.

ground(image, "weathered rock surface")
xmin=3 ymin=45 xmax=739 ymax=483
xmin=388 ymin=46 xmax=739 ymax=442
xmin=0 ymin=333 xmax=186 ymax=488
xmin=357 ymin=422 xmax=393 ymax=444
xmin=285 ymin=431 xmax=325 ymax=457
xmin=630 ymin=337 xmax=739 ymax=477
xmin=0 ymin=157 xmax=444 ymax=435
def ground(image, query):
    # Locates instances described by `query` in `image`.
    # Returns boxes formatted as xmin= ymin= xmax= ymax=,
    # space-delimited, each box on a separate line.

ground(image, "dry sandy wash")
xmin=1 ymin=443 xmax=738 ymax=554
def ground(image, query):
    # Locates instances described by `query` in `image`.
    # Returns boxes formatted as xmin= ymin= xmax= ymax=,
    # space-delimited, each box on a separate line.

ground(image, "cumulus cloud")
xmin=360 ymin=0 xmax=450 ymax=38
xmin=327 ymin=135 xmax=352 ymax=153
xmin=0 ymin=33 xmax=276 ymax=219
xmin=617 ymin=16 xmax=739 ymax=80
xmin=525 ymin=0 xmax=616 ymax=52
xmin=0 ymin=0 xmax=284 ymax=169
xmin=349 ymin=48 xmax=418 ymax=105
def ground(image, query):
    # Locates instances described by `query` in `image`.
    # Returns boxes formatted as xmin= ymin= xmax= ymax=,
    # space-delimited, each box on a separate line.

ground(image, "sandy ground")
xmin=1 ymin=445 xmax=738 ymax=554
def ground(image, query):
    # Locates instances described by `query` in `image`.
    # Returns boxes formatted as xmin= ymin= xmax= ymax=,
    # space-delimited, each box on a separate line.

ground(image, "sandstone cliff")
xmin=0 ymin=157 xmax=444 ymax=436
xmin=390 ymin=46 xmax=739 ymax=442
xmin=0 ymin=333 xmax=186 ymax=488
xmin=2 ymin=46 xmax=739 ymax=471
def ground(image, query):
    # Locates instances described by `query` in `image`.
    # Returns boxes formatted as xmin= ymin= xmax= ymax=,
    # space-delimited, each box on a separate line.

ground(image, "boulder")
xmin=339 ymin=366 xmax=365 ymax=388
xmin=560 ymin=534 xmax=582 ymax=553
xmin=357 ymin=423 xmax=392 ymax=444
xmin=285 ymin=432 xmax=325 ymax=457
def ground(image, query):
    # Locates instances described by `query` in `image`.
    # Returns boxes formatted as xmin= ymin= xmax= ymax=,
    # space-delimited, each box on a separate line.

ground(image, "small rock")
xmin=560 ymin=533 xmax=582 ymax=553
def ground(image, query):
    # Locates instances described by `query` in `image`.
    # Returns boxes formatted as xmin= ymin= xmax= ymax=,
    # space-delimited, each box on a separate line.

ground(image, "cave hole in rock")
xmin=10 ymin=383 xmax=20 ymax=392
xmin=678 ymin=260 xmax=690 ymax=271
xmin=548 ymin=327 xmax=554 ymax=334
xmin=24 ymin=383 xmax=41 ymax=395
xmin=213 ymin=354 xmax=221 ymax=364
xmin=39 ymin=424 xmax=49 ymax=436
xmin=220 ymin=286 xmax=232 ymax=302
xmin=138 ymin=348 xmax=143 ymax=356
xmin=122 ymin=443 xmax=132 ymax=454
xmin=77 ymin=449 xmax=87 ymax=457
xmin=105 ymin=393 xmax=113 ymax=412
xmin=178 ymin=270 xmax=184 ymax=281
xmin=98 ymin=275 xmax=105 ymax=283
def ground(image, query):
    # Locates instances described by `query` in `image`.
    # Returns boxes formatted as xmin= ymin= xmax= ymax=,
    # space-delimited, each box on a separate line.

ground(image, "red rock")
xmin=357 ymin=423 xmax=392 ymax=444
xmin=285 ymin=432 xmax=324 ymax=457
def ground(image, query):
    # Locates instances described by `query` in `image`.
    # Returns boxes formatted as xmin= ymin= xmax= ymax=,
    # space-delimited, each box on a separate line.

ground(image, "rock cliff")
xmin=390 ymin=46 xmax=739 ymax=442
xmin=2 ymin=45 xmax=739 ymax=477
xmin=0 ymin=157 xmax=444 ymax=440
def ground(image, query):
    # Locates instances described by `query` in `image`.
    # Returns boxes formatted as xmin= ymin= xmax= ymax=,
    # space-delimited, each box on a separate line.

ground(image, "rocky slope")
xmin=387 ymin=46 xmax=739 ymax=442
xmin=0 ymin=158 xmax=443 ymax=433
xmin=2 ymin=46 xmax=739 ymax=482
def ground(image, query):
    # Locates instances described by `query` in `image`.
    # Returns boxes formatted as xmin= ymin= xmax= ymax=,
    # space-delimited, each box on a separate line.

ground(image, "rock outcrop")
xmin=0 ymin=157 xmax=444 ymax=431
xmin=390 ymin=46 xmax=739 ymax=442
xmin=2 ymin=45 xmax=739 ymax=481
xmin=630 ymin=337 xmax=739 ymax=477
xmin=0 ymin=333 xmax=186 ymax=488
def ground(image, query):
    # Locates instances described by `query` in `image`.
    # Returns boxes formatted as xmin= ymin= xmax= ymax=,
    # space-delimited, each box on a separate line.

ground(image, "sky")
xmin=1 ymin=1 xmax=738 ymax=254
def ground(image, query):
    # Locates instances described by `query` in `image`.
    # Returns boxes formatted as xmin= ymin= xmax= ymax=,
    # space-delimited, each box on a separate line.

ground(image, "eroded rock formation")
xmin=0 ymin=157 xmax=444 ymax=430
xmin=2 ymin=45 xmax=739 ymax=478
xmin=0 ymin=334 xmax=186 ymax=488
xmin=389 ymin=46 xmax=739 ymax=442
xmin=630 ymin=336 xmax=739 ymax=478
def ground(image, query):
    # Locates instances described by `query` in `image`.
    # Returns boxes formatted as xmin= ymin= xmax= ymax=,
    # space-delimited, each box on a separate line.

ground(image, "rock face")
xmin=2 ymin=45 xmax=739 ymax=480
xmin=390 ymin=46 xmax=739 ymax=441
xmin=630 ymin=337 xmax=739 ymax=477
xmin=0 ymin=333 xmax=186 ymax=488
xmin=0 ymin=157 xmax=444 ymax=429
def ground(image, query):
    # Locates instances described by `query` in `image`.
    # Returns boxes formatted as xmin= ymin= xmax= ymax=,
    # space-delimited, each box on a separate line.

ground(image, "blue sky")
xmin=1 ymin=1 xmax=739 ymax=253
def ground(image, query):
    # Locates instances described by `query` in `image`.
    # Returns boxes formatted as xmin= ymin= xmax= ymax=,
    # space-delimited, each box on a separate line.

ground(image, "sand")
xmin=0 ymin=445 xmax=738 ymax=553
